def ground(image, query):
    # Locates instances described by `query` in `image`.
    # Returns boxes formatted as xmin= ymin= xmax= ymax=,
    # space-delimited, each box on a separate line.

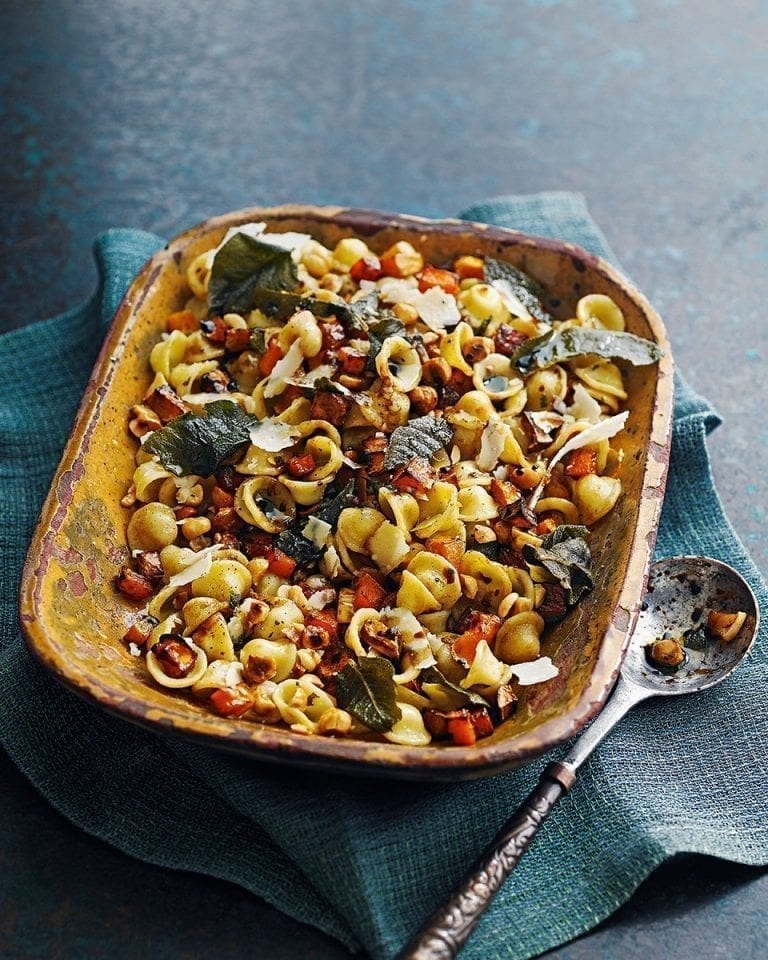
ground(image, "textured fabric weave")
xmin=1 ymin=196 xmax=765 ymax=960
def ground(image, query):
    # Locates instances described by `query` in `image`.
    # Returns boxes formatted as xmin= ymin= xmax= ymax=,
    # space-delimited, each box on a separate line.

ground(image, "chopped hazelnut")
xmin=648 ymin=637 xmax=685 ymax=668
xmin=707 ymin=610 xmax=747 ymax=643
xmin=408 ymin=385 xmax=438 ymax=415
xmin=318 ymin=707 xmax=353 ymax=736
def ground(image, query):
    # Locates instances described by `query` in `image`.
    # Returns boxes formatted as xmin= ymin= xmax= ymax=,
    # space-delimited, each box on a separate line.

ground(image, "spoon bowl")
xmin=622 ymin=555 xmax=759 ymax=696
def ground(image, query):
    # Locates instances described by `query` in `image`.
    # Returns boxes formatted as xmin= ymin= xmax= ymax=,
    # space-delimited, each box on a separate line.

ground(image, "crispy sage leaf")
xmin=312 ymin=376 xmax=352 ymax=396
xmin=512 ymin=327 xmax=663 ymax=374
xmin=208 ymin=233 xmax=298 ymax=315
xmin=366 ymin=314 xmax=406 ymax=363
xmin=248 ymin=328 xmax=269 ymax=355
xmin=274 ymin=480 xmax=356 ymax=564
xmin=251 ymin=289 xmax=343 ymax=323
xmin=249 ymin=288 xmax=382 ymax=334
xmin=143 ymin=400 xmax=257 ymax=477
xmin=523 ymin=524 xmax=593 ymax=604
xmin=484 ymin=257 xmax=549 ymax=323
xmin=342 ymin=290 xmax=384 ymax=331
xmin=335 ymin=656 xmax=402 ymax=732
xmin=472 ymin=540 xmax=502 ymax=562
xmin=382 ymin=416 xmax=454 ymax=471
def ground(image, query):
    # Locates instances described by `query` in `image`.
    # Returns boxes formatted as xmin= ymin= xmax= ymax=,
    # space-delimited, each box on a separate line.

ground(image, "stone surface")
xmin=2 ymin=0 xmax=766 ymax=957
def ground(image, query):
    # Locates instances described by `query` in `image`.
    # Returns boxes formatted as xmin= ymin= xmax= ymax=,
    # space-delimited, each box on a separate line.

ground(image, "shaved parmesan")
xmin=510 ymin=657 xmax=559 ymax=685
xmin=476 ymin=418 xmax=508 ymax=471
xmin=284 ymin=364 xmax=336 ymax=388
xmin=263 ymin=340 xmax=304 ymax=398
xmin=528 ymin=410 xmax=629 ymax=510
xmin=417 ymin=286 xmax=461 ymax=331
xmin=128 ymin=643 xmax=142 ymax=658
xmin=166 ymin=545 xmax=223 ymax=590
xmin=320 ymin=545 xmax=342 ymax=579
xmin=549 ymin=411 xmax=629 ymax=472
xmin=377 ymin=276 xmax=419 ymax=303
xmin=568 ymin=383 xmax=603 ymax=424
xmin=247 ymin=418 xmax=301 ymax=452
xmin=217 ymin=221 xmax=311 ymax=259
xmin=491 ymin=278 xmax=533 ymax=320
xmin=302 ymin=515 xmax=333 ymax=549
xmin=375 ymin=278 xmax=460 ymax=331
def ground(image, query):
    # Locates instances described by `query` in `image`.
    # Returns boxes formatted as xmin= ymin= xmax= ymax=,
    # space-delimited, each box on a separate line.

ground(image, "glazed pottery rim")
xmin=19 ymin=204 xmax=674 ymax=779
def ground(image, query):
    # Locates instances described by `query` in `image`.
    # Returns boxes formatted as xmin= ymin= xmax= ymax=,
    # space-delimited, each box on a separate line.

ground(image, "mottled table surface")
xmin=2 ymin=0 xmax=767 ymax=957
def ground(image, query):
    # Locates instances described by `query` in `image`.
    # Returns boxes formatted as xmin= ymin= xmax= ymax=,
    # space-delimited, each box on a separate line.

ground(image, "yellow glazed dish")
xmin=19 ymin=206 xmax=674 ymax=779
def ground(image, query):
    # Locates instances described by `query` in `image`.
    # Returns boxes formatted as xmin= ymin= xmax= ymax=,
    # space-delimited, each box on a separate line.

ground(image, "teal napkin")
xmin=2 ymin=194 xmax=766 ymax=960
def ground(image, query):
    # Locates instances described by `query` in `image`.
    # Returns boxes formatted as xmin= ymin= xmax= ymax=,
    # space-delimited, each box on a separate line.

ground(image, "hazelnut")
xmin=408 ymin=385 xmax=438 ymax=415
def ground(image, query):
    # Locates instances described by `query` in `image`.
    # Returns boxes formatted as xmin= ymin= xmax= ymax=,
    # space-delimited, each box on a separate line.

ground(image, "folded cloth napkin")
xmin=1 ymin=193 xmax=766 ymax=960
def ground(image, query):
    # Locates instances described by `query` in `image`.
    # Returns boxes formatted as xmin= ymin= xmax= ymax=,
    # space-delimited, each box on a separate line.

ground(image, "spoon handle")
xmin=398 ymin=678 xmax=651 ymax=960
xmin=395 ymin=761 xmax=576 ymax=960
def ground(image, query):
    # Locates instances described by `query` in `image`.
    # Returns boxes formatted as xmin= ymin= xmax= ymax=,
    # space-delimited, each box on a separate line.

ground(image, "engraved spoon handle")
xmin=397 ymin=678 xmax=651 ymax=960
xmin=396 ymin=761 xmax=575 ymax=960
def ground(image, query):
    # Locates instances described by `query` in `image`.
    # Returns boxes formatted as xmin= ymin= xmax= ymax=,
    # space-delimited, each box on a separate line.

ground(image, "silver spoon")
xmin=398 ymin=555 xmax=759 ymax=960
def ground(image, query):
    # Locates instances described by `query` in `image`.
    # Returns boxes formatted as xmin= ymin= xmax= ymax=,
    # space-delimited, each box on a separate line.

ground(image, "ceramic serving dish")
xmin=19 ymin=205 xmax=674 ymax=780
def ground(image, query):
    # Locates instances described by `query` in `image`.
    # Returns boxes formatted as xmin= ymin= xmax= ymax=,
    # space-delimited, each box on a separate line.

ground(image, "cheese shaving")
xmin=476 ymin=418 xmax=508 ymax=472
xmin=284 ymin=364 xmax=336 ymax=388
xmin=216 ymin=221 xmax=312 ymax=259
xmin=166 ymin=545 xmax=223 ymax=590
xmin=263 ymin=340 xmax=304 ymax=398
xmin=302 ymin=515 xmax=333 ymax=549
xmin=567 ymin=383 xmax=603 ymax=424
xmin=548 ymin=411 xmax=629 ymax=473
xmin=491 ymin=279 xmax=533 ymax=320
xmin=375 ymin=278 xmax=459 ymax=330
xmin=377 ymin=276 xmax=419 ymax=303
xmin=416 ymin=286 xmax=461 ymax=331
xmin=528 ymin=410 xmax=630 ymax=510
xmin=510 ymin=657 xmax=559 ymax=685
xmin=247 ymin=418 xmax=302 ymax=452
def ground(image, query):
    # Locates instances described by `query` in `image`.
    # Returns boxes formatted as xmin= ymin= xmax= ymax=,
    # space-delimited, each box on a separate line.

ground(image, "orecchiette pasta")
xmin=117 ymin=226 xmax=658 ymax=745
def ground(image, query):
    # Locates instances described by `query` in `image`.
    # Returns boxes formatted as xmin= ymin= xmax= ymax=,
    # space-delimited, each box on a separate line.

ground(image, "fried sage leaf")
xmin=366 ymin=314 xmax=407 ymax=365
xmin=249 ymin=288 xmax=382 ymax=334
xmin=523 ymin=524 xmax=593 ymax=604
xmin=484 ymin=257 xmax=550 ymax=323
xmin=208 ymin=233 xmax=298 ymax=315
xmin=512 ymin=327 xmax=663 ymax=374
xmin=274 ymin=480 xmax=357 ymax=565
xmin=335 ymin=656 xmax=402 ymax=732
xmin=250 ymin=289 xmax=343 ymax=323
xmin=382 ymin=416 xmax=454 ymax=471
xmin=143 ymin=400 xmax=257 ymax=477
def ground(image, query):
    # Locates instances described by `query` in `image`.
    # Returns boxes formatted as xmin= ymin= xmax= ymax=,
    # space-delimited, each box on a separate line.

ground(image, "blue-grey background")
xmin=2 ymin=0 xmax=766 ymax=957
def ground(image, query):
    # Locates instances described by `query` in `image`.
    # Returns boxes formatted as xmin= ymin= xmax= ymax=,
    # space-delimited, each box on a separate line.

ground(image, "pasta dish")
xmin=115 ymin=223 xmax=661 ymax=746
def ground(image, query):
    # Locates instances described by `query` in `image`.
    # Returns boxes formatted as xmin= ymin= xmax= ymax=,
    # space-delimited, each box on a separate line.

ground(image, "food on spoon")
xmin=647 ymin=636 xmax=686 ymax=669
xmin=116 ymin=222 xmax=662 ymax=745
xmin=706 ymin=609 xmax=747 ymax=643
